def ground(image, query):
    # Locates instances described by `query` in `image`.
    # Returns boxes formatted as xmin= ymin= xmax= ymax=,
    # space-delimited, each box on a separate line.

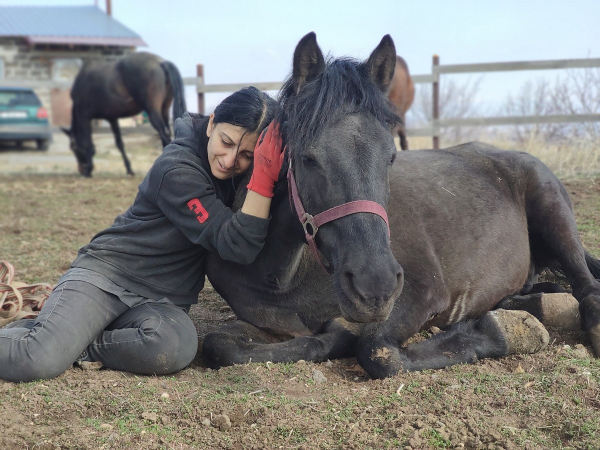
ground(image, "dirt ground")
xmin=1 ymin=133 xmax=600 ymax=449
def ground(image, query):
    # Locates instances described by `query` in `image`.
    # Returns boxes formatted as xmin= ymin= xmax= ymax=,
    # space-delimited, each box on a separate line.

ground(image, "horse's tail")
xmin=160 ymin=60 xmax=187 ymax=120
xmin=586 ymin=251 xmax=600 ymax=279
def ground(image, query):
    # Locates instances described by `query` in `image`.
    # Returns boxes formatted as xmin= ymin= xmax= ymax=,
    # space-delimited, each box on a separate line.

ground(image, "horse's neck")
xmin=209 ymin=180 xmax=307 ymax=291
xmin=71 ymin=111 xmax=93 ymax=148
xmin=258 ymin=181 xmax=307 ymax=279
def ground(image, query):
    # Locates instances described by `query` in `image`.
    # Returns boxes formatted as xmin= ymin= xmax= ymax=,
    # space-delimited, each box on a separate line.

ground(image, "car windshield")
xmin=0 ymin=90 xmax=41 ymax=107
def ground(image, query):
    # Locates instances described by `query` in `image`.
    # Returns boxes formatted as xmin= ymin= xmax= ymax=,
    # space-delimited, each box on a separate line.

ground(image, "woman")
xmin=0 ymin=87 xmax=283 ymax=382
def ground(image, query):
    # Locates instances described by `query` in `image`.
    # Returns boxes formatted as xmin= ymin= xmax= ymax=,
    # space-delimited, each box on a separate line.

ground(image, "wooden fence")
xmin=185 ymin=56 xmax=600 ymax=149
xmin=4 ymin=56 xmax=600 ymax=148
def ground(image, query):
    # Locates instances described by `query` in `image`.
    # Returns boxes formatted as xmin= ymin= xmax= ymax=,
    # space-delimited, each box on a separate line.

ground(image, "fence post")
xmin=196 ymin=64 xmax=205 ymax=115
xmin=432 ymin=55 xmax=440 ymax=149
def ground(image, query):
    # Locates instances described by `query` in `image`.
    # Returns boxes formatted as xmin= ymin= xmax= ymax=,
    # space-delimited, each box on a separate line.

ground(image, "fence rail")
xmin=424 ymin=56 xmax=600 ymax=148
xmin=439 ymin=113 xmax=600 ymax=128
xmin=5 ymin=56 xmax=600 ymax=148
xmin=185 ymin=57 xmax=600 ymax=149
xmin=434 ymin=58 xmax=600 ymax=75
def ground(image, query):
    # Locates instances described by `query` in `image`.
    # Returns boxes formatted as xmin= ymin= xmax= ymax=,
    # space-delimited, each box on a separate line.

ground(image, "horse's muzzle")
xmin=336 ymin=259 xmax=404 ymax=323
xmin=78 ymin=163 xmax=93 ymax=178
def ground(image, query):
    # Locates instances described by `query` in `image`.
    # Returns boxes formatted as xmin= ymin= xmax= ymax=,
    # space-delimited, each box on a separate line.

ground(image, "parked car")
xmin=0 ymin=87 xmax=52 ymax=150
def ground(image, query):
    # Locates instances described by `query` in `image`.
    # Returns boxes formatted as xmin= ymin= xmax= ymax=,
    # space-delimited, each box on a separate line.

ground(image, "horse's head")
xmin=61 ymin=127 xmax=94 ymax=177
xmin=280 ymin=32 xmax=403 ymax=323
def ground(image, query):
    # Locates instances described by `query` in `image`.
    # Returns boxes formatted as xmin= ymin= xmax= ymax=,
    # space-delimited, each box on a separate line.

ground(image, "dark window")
xmin=0 ymin=90 xmax=42 ymax=107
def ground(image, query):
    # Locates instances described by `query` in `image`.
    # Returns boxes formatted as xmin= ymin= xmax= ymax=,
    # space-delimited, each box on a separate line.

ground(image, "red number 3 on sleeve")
xmin=187 ymin=198 xmax=209 ymax=224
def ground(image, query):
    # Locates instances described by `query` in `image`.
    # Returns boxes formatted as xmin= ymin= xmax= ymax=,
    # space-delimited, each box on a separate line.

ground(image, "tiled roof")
xmin=0 ymin=5 xmax=145 ymax=47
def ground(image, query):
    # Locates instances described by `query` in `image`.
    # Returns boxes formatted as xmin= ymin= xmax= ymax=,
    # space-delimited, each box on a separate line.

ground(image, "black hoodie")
xmin=71 ymin=112 xmax=269 ymax=307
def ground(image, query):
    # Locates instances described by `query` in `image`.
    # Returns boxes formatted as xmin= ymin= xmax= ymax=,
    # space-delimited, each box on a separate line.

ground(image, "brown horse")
xmin=62 ymin=52 xmax=186 ymax=177
xmin=387 ymin=55 xmax=415 ymax=150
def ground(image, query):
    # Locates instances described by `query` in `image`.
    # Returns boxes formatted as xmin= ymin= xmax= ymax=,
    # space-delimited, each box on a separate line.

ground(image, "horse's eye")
xmin=389 ymin=151 xmax=397 ymax=166
xmin=301 ymin=155 xmax=318 ymax=167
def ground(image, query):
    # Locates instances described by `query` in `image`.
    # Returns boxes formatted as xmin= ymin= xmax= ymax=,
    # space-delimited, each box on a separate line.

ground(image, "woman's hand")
xmin=246 ymin=121 xmax=285 ymax=198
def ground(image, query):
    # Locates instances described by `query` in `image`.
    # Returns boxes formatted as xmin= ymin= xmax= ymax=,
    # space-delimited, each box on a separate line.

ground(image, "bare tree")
xmin=407 ymin=76 xmax=483 ymax=145
xmin=502 ymin=68 xmax=600 ymax=144
xmin=503 ymin=78 xmax=562 ymax=143
xmin=551 ymin=67 xmax=600 ymax=138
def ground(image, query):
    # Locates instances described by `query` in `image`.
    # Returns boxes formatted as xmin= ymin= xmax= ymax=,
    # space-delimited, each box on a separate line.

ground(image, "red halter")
xmin=287 ymin=156 xmax=390 ymax=274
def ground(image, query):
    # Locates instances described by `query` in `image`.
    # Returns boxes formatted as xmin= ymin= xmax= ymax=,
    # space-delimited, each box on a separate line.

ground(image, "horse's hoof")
xmin=127 ymin=171 xmax=135 ymax=177
xmin=538 ymin=293 xmax=580 ymax=331
xmin=586 ymin=327 xmax=600 ymax=358
xmin=486 ymin=309 xmax=549 ymax=355
xmin=579 ymin=295 xmax=600 ymax=357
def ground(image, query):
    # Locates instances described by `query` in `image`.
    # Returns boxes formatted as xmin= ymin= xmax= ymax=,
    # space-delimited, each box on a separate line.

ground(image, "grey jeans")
xmin=0 ymin=279 xmax=198 ymax=383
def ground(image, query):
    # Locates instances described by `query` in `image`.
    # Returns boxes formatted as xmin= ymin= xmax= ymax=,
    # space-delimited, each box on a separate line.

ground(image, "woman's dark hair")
xmin=213 ymin=86 xmax=278 ymax=133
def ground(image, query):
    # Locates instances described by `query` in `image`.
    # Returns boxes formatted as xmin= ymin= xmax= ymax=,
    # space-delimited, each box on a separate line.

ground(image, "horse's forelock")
xmin=277 ymin=56 xmax=400 ymax=155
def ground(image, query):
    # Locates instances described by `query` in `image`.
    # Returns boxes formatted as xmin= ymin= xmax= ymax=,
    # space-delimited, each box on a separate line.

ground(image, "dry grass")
xmin=1 ymin=136 xmax=600 ymax=448
xmin=488 ymin=136 xmax=600 ymax=180
xmin=403 ymin=134 xmax=600 ymax=180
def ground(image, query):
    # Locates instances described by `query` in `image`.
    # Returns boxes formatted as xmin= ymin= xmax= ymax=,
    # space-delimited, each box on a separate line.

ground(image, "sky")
xmin=2 ymin=0 xmax=599 ymax=115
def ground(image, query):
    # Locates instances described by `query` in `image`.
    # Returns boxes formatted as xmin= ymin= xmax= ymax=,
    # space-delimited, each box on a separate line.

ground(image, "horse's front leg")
xmin=357 ymin=291 xmax=549 ymax=378
xmin=202 ymin=318 xmax=363 ymax=369
xmin=356 ymin=298 xmax=430 ymax=378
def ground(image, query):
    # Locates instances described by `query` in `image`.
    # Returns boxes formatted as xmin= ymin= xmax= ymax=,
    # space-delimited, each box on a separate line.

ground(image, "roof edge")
xmin=25 ymin=36 xmax=147 ymax=47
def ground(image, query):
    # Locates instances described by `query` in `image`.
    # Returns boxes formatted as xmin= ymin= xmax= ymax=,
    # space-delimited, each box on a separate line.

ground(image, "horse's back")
xmin=391 ymin=142 xmax=565 ymax=220
xmin=71 ymin=59 xmax=114 ymax=99
xmin=116 ymin=52 xmax=170 ymax=109
xmin=389 ymin=144 xmax=536 ymax=236
xmin=116 ymin=52 xmax=164 ymax=74
xmin=388 ymin=143 xmax=554 ymax=318
xmin=396 ymin=142 xmax=553 ymax=182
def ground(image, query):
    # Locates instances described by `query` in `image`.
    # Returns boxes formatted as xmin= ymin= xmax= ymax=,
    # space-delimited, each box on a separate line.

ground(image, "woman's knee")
xmin=2 ymin=351 xmax=73 ymax=383
xmin=0 ymin=327 xmax=81 ymax=382
xmin=117 ymin=304 xmax=198 ymax=375
xmin=147 ymin=312 xmax=198 ymax=373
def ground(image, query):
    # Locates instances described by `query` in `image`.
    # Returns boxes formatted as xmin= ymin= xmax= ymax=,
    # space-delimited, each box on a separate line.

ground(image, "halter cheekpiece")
xmin=286 ymin=155 xmax=390 ymax=274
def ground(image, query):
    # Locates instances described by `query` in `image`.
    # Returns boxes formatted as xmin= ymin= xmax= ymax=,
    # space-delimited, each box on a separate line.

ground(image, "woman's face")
xmin=206 ymin=114 xmax=259 ymax=180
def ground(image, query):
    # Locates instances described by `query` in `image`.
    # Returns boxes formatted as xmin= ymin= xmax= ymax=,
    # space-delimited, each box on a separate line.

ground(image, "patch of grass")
xmin=578 ymin=220 xmax=600 ymax=233
xmin=424 ymin=428 xmax=451 ymax=448
xmin=404 ymin=381 xmax=421 ymax=393
xmin=85 ymin=418 xmax=101 ymax=428
xmin=277 ymin=362 xmax=299 ymax=376
xmin=116 ymin=414 xmax=144 ymax=434
xmin=274 ymin=425 xmax=308 ymax=443
xmin=226 ymin=375 xmax=247 ymax=384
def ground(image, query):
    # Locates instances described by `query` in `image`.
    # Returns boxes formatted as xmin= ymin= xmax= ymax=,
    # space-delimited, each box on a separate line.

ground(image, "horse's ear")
xmin=292 ymin=32 xmax=325 ymax=94
xmin=60 ymin=127 xmax=71 ymax=137
xmin=364 ymin=35 xmax=397 ymax=92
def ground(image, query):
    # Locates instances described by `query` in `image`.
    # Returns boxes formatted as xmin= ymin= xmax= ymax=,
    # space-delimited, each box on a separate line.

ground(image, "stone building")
xmin=0 ymin=5 xmax=145 ymax=126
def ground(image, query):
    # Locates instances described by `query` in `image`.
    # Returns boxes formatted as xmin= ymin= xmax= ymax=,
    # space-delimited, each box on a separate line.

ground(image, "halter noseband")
xmin=286 ymin=155 xmax=390 ymax=274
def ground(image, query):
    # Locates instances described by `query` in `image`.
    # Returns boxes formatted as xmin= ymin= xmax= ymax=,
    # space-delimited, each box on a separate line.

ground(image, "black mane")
xmin=233 ymin=55 xmax=401 ymax=211
xmin=277 ymin=56 xmax=400 ymax=153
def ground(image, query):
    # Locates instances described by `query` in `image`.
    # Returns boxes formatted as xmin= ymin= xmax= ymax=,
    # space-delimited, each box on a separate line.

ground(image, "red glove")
xmin=247 ymin=121 xmax=285 ymax=198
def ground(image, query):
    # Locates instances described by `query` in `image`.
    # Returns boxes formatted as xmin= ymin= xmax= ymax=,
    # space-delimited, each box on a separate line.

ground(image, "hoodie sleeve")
xmin=156 ymin=165 xmax=270 ymax=264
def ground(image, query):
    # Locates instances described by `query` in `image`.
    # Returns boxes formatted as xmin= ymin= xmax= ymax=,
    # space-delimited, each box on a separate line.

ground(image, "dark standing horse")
xmin=62 ymin=52 xmax=186 ymax=177
xmin=202 ymin=33 xmax=600 ymax=378
xmin=387 ymin=55 xmax=414 ymax=150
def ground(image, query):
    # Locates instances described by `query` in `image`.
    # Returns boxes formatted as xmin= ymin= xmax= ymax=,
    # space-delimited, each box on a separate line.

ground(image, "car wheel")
xmin=36 ymin=139 xmax=49 ymax=151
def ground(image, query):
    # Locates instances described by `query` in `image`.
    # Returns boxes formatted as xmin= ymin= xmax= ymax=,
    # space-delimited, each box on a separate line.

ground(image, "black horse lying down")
xmin=202 ymin=32 xmax=600 ymax=378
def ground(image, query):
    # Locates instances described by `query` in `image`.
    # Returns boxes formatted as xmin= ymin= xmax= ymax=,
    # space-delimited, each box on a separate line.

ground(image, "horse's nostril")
xmin=394 ymin=262 xmax=403 ymax=281
xmin=343 ymin=268 xmax=397 ymax=303
xmin=342 ymin=271 xmax=356 ymax=295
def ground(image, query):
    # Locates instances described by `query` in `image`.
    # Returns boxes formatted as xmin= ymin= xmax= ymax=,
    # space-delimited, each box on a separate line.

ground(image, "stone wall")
xmin=0 ymin=37 xmax=135 ymax=125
